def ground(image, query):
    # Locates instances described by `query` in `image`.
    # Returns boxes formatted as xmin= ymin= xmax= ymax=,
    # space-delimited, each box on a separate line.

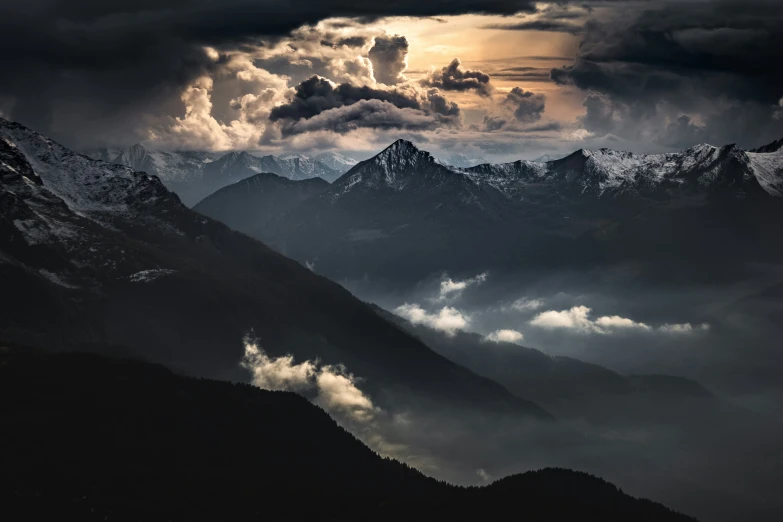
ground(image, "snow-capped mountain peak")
xmin=314 ymin=151 xmax=358 ymax=172
xmin=1 ymin=118 xmax=174 ymax=215
xmin=370 ymin=139 xmax=431 ymax=171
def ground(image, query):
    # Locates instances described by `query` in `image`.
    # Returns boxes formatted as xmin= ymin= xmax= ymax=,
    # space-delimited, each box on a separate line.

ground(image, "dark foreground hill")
xmin=0 ymin=348 xmax=696 ymax=522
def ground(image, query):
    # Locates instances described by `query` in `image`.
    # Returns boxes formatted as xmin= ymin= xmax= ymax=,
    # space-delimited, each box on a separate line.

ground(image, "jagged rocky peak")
xmin=372 ymin=139 xmax=431 ymax=168
xmin=750 ymin=137 xmax=783 ymax=154
xmin=1 ymin=136 xmax=44 ymax=191
xmin=0 ymin=117 xmax=176 ymax=215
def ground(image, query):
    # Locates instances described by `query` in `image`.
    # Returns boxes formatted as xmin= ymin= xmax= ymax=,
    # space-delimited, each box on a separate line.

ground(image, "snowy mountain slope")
xmin=197 ymin=137 xmax=783 ymax=284
xmin=441 ymin=153 xmax=486 ymax=169
xmin=314 ymin=151 xmax=359 ymax=173
xmin=111 ymin=144 xmax=217 ymax=184
xmin=103 ymin=144 xmax=342 ymax=204
xmin=333 ymin=140 xmax=461 ymax=192
xmin=465 ymin=143 xmax=780 ymax=198
xmin=746 ymin=147 xmax=783 ymax=197
xmin=0 ymin=116 xmax=549 ymax=422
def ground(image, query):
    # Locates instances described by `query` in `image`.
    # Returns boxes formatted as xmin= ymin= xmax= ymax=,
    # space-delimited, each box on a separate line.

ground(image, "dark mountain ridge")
xmin=0 ymin=348 xmax=695 ymax=522
xmin=195 ymin=137 xmax=783 ymax=285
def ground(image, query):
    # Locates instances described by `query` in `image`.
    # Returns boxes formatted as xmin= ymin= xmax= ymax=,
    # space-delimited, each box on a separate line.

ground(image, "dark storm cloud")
xmin=483 ymin=20 xmax=583 ymax=34
xmin=427 ymin=90 xmax=461 ymax=117
xmin=423 ymin=58 xmax=493 ymax=97
xmin=281 ymin=99 xmax=451 ymax=135
xmin=481 ymin=87 xmax=547 ymax=131
xmin=269 ymin=75 xmax=459 ymax=135
xmin=0 ymin=0 xmax=543 ymax=148
xmin=492 ymin=67 xmax=552 ymax=82
xmin=550 ymin=1 xmax=783 ymax=103
xmin=321 ymin=36 xmax=368 ymax=48
xmin=578 ymin=92 xmax=618 ymax=135
xmin=482 ymin=115 xmax=507 ymax=132
xmin=505 ymin=87 xmax=546 ymax=123
xmin=368 ymin=35 xmax=409 ymax=85
xmin=656 ymin=115 xmax=706 ymax=148
xmin=269 ymin=76 xmax=421 ymax=121
xmin=483 ymin=4 xmax=586 ymax=34
xmin=550 ymin=0 xmax=783 ymax=147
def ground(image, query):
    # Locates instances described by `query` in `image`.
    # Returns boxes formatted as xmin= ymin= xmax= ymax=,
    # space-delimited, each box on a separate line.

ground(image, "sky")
xmin=1 ymin=0 xmax=782 ymax=161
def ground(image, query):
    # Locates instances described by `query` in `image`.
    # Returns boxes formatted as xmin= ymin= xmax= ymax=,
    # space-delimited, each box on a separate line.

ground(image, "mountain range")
xmin=195 ymin=138 xmax=783 ymax=285
xmin=85 ymin=144 xmax=356 ymax=205
xmin=0 ymin=117 xmax=544 ymax=421
xmin=4 ymin=117 xmax=783 ymax=521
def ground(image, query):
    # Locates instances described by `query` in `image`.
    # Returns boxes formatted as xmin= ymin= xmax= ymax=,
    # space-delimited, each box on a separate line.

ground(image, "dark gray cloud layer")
xmin=270 ymin=76 xmax=421 ymax=121
xmin=269 ymin=75 xmax=459 ymax=135
xmin=551 ymin=0 xmax=783 ymax=147
xmin=423 ymin=58 xmax=493 ymax=96
xmin=484 ymin=20 xmax=583 ymax=34
xmin=505 ymin=87 xmax=546 ymax=123
xmin=0 ymin=0 xmax=541 ymax=147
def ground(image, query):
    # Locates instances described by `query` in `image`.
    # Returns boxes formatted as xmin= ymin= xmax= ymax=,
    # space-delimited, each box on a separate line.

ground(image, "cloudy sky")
xmin=1 ymin=0 xmax=782 ymax=161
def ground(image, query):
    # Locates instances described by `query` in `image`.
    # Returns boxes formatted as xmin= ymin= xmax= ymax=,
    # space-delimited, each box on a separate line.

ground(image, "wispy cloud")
xmin=394 ymin=303 xmax=470 ymax=335
xmin=530 ymin=306 xmax=709 ymax=335
xmin=438 ymin=271 xmax=488 ymax=299
xmin=660 ymin=323 xmax=711 ymax=334
xmin=509 ymin=297 xmax=544 ymax=312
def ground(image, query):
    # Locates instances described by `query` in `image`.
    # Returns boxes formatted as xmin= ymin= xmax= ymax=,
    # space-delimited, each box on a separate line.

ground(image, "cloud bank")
xmin=530 ymin=305 xmax=710 ymax=335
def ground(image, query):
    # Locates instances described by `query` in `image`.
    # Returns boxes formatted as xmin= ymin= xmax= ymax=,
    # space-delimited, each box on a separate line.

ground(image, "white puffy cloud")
xmin=485 ymin=329 xmax=525 ymax=344
xmin=530 ymin=305 xmax=597 ymax=332
xmin=153 ymin=53 xmax=291 ymax=150
xmin=439 ymin=272 xmax=488 ymax=299
xmin=394 ymin=303 xmax=470 ymax=335
xmin=775 ymin=96 xmax=783 ymax=120
xmin=241 ymin=340 xmax=378 ymax=424
xmin=594 ymin=315 xmax=652 ymax=331
xmin=241 ymin=342 xmax=316 ymax=391
xmin=530 ymin=305 xmax=710 ymax=335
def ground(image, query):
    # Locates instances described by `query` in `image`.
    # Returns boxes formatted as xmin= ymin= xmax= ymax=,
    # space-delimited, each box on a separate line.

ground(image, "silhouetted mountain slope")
xmin=193 ymin=172 xmax=330 ymax=234
xmin=0 ymin=349 xmax=696 ymax=522
xmin=0 ymin=117 xmax=548 ymax=420
xmin=195 ymin=138 xmax=783 ymax=285
xmin=377 ymin=307 xmax=732 ymax=424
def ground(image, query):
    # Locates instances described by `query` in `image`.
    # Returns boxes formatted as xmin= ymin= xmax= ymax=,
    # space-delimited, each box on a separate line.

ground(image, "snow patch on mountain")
xmin=129 ymin=268 xmax=177 ymax=283
xmin=1 ymin=120 xmax=173 ymax=216
xmin=314 ymin=151 xmax=358 ymax=173
xmin=747 ymin=148 xmax=783 ymax=197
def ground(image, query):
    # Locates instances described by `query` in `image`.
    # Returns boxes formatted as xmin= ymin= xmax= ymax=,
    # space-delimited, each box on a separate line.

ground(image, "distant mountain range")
xmin=0 ymin=117 xmax=545 ymax=420
xmin=85 ymin=144 xmax=357 ymax=205
xmin=195 ymin=138 xmax=783 ymax=284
